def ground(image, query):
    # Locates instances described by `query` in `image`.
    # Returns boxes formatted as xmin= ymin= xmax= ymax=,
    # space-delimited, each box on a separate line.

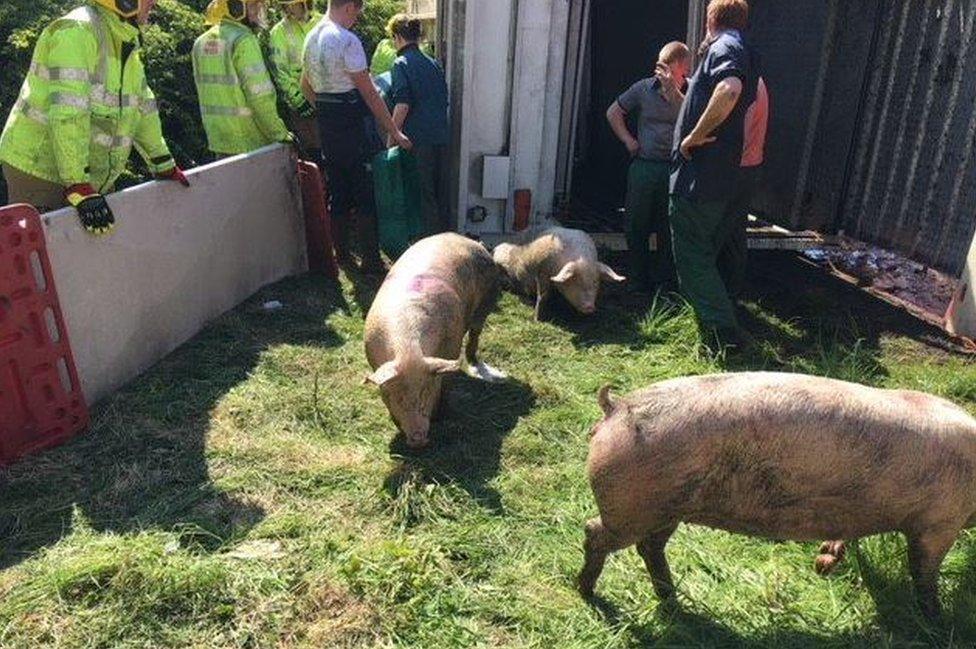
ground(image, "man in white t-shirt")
xmin=301 ymin=0 xmax=410 ymax=273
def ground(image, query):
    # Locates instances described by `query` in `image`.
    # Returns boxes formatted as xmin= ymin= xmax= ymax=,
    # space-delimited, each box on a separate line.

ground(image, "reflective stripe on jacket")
xmin=268 ymin=12 xmax=320 ymax=112
xmin=0 ymin=3 xmax=174 ymax=191
xmin=192 ymin=19 xmax=290 ymax=155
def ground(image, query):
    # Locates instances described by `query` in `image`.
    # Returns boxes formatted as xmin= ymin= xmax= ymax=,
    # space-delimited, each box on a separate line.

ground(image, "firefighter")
xmin=193 ymin=0 xmax=292 ymax=157
xmin=0 ymin=0 xmax=189 ymax=234
xmin=269 ymin=0 xmax=322 ymax=161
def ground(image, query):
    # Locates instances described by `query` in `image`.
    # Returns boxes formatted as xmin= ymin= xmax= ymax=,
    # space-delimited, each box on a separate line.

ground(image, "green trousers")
xmin=717 ymin=166 xmax=760 ymax=298
xmin=624 ymin=159 xmax=674 ymax=290
xmin=413 ymin=144 xmax=448 ymax=235
xmin=669 ymin=195 xmax=740 ymax=330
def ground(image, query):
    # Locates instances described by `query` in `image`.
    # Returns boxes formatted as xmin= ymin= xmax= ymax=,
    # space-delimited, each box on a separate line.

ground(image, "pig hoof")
xmin=467 ymin=362 xmax=507 ymax=383
xmin=815 ymin=554 xmax=840 ymax=575
xmin=820 ymin=540 xmax=846 ymax=560
xmin=577 ymin=574 xmax=596 ymax=598
xmin=815 ymin=541 xmax=846 ymax=575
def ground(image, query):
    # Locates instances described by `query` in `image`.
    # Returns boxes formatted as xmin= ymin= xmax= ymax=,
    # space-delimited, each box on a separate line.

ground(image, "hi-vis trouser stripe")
xmin=92 ymin=132 xmax=133 ymax=148
xmin=200 ymin=105 xmax=253 ymax=116
xmin=247 ymin=80 xmax=274 ymax=95
xmin=13 ymin=98 xmax=49 ymax=124
xmin=196 ymin=73 xmax=238 ymax=85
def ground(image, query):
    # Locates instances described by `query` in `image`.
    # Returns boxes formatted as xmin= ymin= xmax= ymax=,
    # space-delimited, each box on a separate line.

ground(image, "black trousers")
xmin=315 ymin=97 xmax=380 ymax=263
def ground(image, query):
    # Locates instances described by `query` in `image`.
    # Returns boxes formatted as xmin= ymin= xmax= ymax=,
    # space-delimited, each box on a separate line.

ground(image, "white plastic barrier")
xmin=41 ymin=144 xmax=308 ymax=404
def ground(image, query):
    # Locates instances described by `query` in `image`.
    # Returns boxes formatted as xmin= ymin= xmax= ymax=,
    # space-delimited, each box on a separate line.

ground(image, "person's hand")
xmin=680 ymin=130 xmax=716 ymax=160
xmin=156 ymin=166 xmax=190 ymax=187
xmin=64 ymin=183 xmax=115 ymax=235
xmin=626 ymin=137 xmax=640 ymax=158
xmin=655 ymin=62 xmax=677 ymax=94
xmin=393 ymin=130 xmax=413 ymax=151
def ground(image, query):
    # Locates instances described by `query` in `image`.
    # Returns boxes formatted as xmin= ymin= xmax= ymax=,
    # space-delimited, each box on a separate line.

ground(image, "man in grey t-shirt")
xmin=607 ymin=41 xmax=690 ymax=292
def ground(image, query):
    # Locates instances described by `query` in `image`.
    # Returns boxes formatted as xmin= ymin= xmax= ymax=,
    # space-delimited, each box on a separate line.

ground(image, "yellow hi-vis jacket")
xmin=0 ymin=3 xmax=176 ymax=192
xmin=268 ymin=12 xmax=320 ymax=113
xmin=192 ymin=19 xmax=290 ymax=155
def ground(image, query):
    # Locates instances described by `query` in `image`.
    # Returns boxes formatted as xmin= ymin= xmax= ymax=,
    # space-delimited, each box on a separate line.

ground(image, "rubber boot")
xmin=356 ymin=209 xmax=385 ymax=275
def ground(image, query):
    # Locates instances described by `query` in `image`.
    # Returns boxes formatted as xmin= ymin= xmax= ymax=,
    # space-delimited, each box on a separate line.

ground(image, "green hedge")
xmin=0 ymin=0 xmax=405 ymax=202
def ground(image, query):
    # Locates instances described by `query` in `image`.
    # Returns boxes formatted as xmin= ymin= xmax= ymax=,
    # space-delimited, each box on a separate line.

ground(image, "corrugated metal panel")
xmin=689 ymin=0 xmax=976 ymax=274
xmin=842 ymin=0 xmax=976 ymax=274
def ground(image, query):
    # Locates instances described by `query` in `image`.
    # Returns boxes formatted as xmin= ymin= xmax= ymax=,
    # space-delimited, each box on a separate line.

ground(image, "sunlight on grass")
xmin=2 ymin=259 xmax=976 ymax=647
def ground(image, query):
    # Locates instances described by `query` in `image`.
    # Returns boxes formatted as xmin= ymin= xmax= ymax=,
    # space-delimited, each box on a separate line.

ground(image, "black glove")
xmin=64 ymin=184 xmax=115 ymax=235
xmin=298 ymin=100 xmax=316 ymax=119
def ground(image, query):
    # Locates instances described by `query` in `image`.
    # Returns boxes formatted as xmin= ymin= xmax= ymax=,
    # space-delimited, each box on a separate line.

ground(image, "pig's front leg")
xmin=815 ymin=540 xmax=847 ymax=575
xmin=907 ymin=528 xmax=958 ymax=620
xmin=534 ymin=277 xmax=551 ymax=321
xmin=464 ymin=301 xmax=506 ymax=383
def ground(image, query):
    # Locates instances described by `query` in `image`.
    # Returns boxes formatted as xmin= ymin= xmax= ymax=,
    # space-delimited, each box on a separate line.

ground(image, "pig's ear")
xmin=598 ymin=263 xmax=626 ymax=283
xmin=598 ymin=385 xmax=617 ymax=416
xmin=550 ymin=262 xmax=576 ymax=284
xmin=364 ymin=361 xmax=400 ymax=387
xmin=424 ymin=357 xmax=463 ymax=375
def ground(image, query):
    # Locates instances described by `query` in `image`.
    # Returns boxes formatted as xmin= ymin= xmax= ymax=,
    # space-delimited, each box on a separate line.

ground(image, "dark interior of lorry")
xmin=567 ymin=0 xmax=689 ymax=231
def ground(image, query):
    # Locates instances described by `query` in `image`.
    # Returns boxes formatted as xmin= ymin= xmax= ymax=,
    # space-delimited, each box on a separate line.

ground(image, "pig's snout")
xmin=579 ymin=302 xmax=596 ymax=315
xmin=402 ymin=416 xmax=431 ymax=448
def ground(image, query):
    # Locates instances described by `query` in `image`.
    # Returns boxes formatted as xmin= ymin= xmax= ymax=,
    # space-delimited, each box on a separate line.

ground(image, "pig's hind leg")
xmin=636 ymin=525 xmax=679 ymax=600
xmin=906 ymin=527 xmax=959 ymax=620
xmin=578 ymin=517 xmax=634 ymax=597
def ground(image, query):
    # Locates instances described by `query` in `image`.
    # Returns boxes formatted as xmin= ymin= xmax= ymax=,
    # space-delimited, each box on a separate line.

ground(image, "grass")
xmin=2 ymin=252 xmax=976 ymax=647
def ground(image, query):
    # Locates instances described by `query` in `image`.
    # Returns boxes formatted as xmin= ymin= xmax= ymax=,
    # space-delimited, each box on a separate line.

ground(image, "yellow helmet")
xmin=275 ymin=0 xmax=314 ymax=11
xmin=205 ymin=0 xmax=264 ymax=25
xmin=92 ymin=0 xmax=143 ymax=19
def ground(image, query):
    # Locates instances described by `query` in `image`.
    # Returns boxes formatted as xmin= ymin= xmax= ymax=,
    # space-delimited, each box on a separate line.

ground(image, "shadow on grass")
xmin=589 ymin=587 xmax=969 ymax=647
xmin=340 ymin=261 xmax=385 ymax=317
xmin=0 ymin=274 xmax=346 ymax=569
xmin=723 ymin=252 xmax=965 ymax=373
xmin=384 ymin=375 xmax=536 ymax=516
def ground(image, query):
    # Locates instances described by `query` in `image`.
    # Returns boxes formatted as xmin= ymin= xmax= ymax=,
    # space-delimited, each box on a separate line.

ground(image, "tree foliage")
xmin=0 ymin=0 xmax=405 ymax=200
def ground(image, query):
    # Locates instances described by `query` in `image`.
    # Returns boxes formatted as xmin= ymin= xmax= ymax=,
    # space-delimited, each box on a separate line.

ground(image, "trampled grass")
xmin=2 ymin=252 xmax=976 ymax=647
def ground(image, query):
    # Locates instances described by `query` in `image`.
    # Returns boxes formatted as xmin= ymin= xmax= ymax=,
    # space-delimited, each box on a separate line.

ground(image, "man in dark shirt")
xmin=669 ymin=0 xmax=755 ymax=344
xmin=607 ymin=41 xmax=690 ymax=292
xmin=388 ymin=14 xmax=450 ymax=234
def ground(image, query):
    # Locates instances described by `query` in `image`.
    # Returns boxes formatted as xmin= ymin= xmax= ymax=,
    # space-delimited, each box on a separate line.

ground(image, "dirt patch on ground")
xmin=279 ymin=583 xmax=381 ymax=648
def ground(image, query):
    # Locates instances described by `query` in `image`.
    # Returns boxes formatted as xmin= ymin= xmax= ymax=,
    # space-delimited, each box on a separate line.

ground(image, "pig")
xmin=364 ymin=233 xmax=506 ymax=448
xmin=578 ymin=372 xmax=976 ymax=620
xmin=492 ymin=227 xmax=625 ymax=320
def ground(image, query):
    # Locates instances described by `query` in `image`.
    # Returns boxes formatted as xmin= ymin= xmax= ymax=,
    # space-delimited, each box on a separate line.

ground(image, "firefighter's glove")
xmin=298 ymin=100 xmax=316 ymax=119
xmin=65 ymin=184 xmax=115 ymax=235
xmin=156 ymin=165 xmax=191 ymax=187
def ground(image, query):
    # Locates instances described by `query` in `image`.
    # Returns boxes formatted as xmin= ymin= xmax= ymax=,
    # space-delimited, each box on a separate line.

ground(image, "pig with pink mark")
xmin=492 ymin=227 xmax=625 ymax=320
xmin=364 ymin=233 xmax=506 ymax=448
xmin=579 ymin=372 xmax=976 ymax=620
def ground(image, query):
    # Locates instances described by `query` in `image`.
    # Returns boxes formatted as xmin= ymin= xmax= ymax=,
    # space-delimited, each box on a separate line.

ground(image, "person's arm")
xmin=606 ymin=101 xmax=639 ymax=157
xmin=392 ymin=103 xmax=410 ymax=131
xmin=44 ymin=24 xmax=98 ymax=187
xmin=235 ymin=35 xmax=291 ymax=143
xmin=300 ymin=71 xmax=316 ymax=105
xmin=132 ymin=84 xmax=178 ymax=175
xmin=350 ymin=69 xmax=411 ymax=149
xmin=269 ymin=27 xmax=308 ymax=112
xmin=679 ymin=76 xmax=742 ymax=159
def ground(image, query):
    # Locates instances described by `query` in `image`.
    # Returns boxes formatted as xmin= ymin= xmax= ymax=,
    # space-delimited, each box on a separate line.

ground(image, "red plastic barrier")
xmin=297 ymin=161 xmax=339 ymax=279
xmin=0 ymin=204 xmax=89 ymax=465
